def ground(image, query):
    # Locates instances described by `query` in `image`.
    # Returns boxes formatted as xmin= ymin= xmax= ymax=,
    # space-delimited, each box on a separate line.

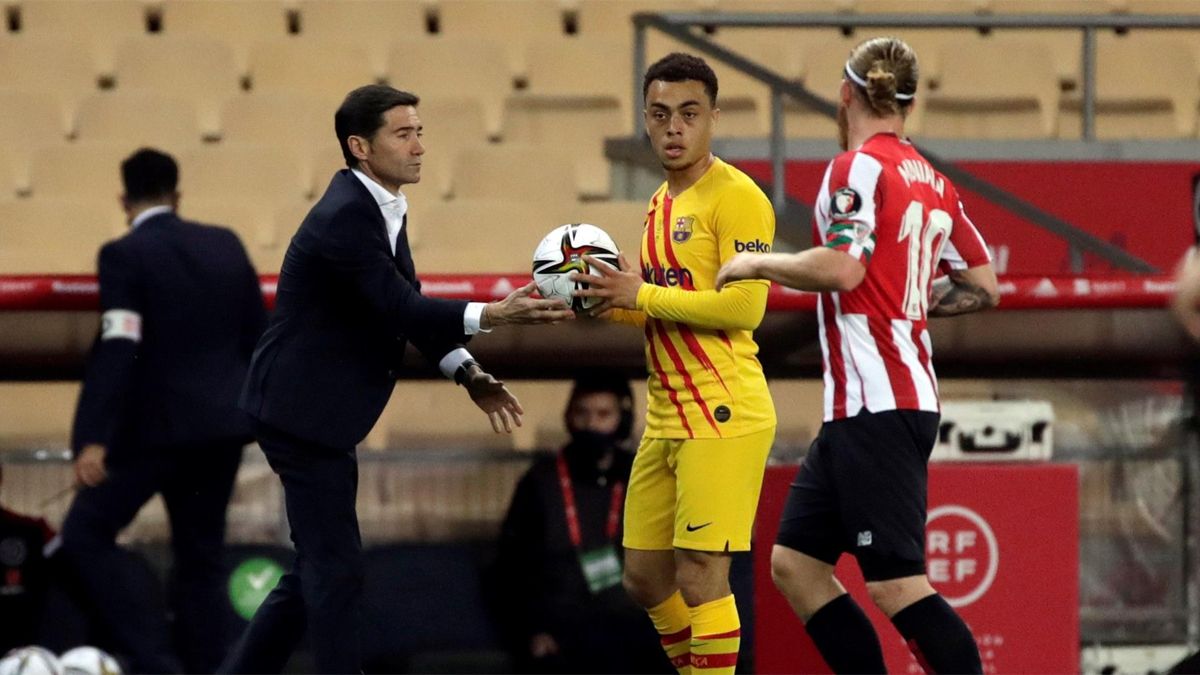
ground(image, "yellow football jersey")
xmin=622 ymin=158 xmax=776 ymax=439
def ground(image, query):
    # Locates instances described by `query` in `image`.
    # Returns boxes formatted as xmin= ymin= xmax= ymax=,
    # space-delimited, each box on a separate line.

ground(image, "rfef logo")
xmin=926 ymin=504 xmax=999 ymax=608
xmin=734 ymin=239 xmax=771 ymax=253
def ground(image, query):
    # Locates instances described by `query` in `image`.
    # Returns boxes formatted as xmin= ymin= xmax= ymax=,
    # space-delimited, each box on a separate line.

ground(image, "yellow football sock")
xmin=648 ymin=590 xmax=693 ymax=675
xmin=688 ymin=594 xmax=740 ymax=674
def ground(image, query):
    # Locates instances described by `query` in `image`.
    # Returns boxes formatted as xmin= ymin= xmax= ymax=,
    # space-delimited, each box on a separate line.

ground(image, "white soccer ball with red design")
xmin=532 ymin=223 xmax=620 ymax=311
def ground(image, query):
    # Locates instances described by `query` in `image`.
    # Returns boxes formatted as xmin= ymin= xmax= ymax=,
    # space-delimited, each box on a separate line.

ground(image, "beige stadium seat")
xmin=855 ymin=0 xmax=986 ymax=11
xmin=14 ymin=0 xmax=150 ymax=75
xmin=180 ymin=144 xmax=311 ymax=209
xmin=29 ymin=142 xmax=133 ymax=202
xmin=160 ymin=0 xmax=292 ymax=69
xmin=272 ymin=198 xmax=315 ymax=248
xmin=987 ymin=0 xmax=1114 ymax=12
xmin=449 ymin=144 xmax=580 ymax=202
xmin=297 ymin=0 xmax=426 ymax=72
xmin=0 ymin=383 xmax=79 ymax=451
xmin=1059 ymin=34 xmax=1199 ymax=139
xmin=0 ymin=199 xmax=124 ymax=273
xmin=0 ymin=37 xmax=99 ymax=93
xmin=247 ymin=40 xmax=378 ymax=98
xmin=308 ymin=146 xmax=351 ymax=190
xmin=549 ymin=200 xmax=649 ymax=257
xmin=0 ymin=89 xmax=72 ymax=196
xmin=574 ymin=0 xmax=717 ymax=37
xmin=414 ymin=198 xmax=549 ymax=273
xmin=434 ymin=0 xmax=565 ymax=76
xmin=386 ymin=38 xmax=512 ymax=140
xmin=73 ymin=90 xmax=205 ymax=149
xmin=112 ymin=36 xmax=240 ymax=126
xmin=366 ymin=384 xmax=520 ymax=451
xmin=923 ymin=36 xmax=1059 ymax=138
xmin=402 ymin=97 xmax=492 ymax=199
xmin=217 ymin=91 xmax=333 ymax=148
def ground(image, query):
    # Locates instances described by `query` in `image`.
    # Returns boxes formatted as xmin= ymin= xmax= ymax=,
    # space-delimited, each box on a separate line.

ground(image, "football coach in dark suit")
xmin=62 ymin=148 xmax=268 ymax=674
xmin=222 ymin=84 xmax=574 ymax=674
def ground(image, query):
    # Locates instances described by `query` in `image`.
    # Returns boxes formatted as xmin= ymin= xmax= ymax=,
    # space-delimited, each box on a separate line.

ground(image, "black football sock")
xmin=803 ymin=593 xmax=887 ymax=674
xmin=891 ymin=594 xmax=982 ymax=674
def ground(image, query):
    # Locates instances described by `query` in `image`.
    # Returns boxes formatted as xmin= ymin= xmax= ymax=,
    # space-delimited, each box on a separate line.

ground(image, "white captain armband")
xmin=100 ymin=309 xmax=142 ymax=342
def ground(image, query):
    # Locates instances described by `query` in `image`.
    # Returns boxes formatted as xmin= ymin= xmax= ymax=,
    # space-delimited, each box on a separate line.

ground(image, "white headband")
xmin=844 ymin=62 xmax=914 ymax=101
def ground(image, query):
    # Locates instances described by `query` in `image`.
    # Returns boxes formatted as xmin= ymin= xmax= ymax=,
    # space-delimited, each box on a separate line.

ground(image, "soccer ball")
xmin=0 ymin=647 xmax=62 ymax=675
xmin=59 ymin=647 xmax=121 ymax=675
xmin=532 ymin=223 xmax=620 ymax=312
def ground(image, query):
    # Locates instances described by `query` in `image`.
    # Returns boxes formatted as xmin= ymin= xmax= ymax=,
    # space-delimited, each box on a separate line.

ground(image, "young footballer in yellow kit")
xmin=575 ymin=52 xmax=776 ymax=675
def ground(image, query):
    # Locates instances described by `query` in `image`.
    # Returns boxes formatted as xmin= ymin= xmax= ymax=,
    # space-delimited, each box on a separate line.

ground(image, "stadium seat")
xmin=987 ymin=0 xmax=1116 ymax=12
xmin=112 ymin=36 xmax=240 ymax=124
xmin=159 ymin=0 xmax=292 ymax=70
xmin=73 ymin=90 xmax=206 ymax=149
xmin=308 ymin=146 xmax=352 ymax=192
xmin=13 ymin=0 xmax=150 ymax=76
xmin=297 ymin=0 xmax=428 ymax=73
xmin=923 ymin=36 xmax=1059 ymax=138
xmin=367 ymin=382 xmax=520 ymax=451
xmin=448 ymin=144 xmax=583 ymax=202
xmin=574 ymin=0 xmax=717 ymax=38
xmin=434 ymin=0 xmax=565 ymax=77
xmin=1059 ymin=34 xmax=1199 ymax=138
xmin=0 ymin=89 xmax=72 ymax=196
xmin=0 ymin=199 xmax=124 ymax=273
xmin=179 ymin=144 xmax=312 ymax=210
xmin=412 ymin=198 xmax=553 ymax=275
xmin=385 ymin=38 xmax=512 ymax=140
xmin=217 ymin=91 xmax=333 ymax=149
xmin=854 ymin=0 xmax=987 ymax=12
xmin=271 ymin=198 xmax=316 ymax=250
xmin=0 ymin=37 xmax=99 ymax=94
xmin=247 ymin=39 xmax=378 ymax=99
xmin=28 ymin=142 xmax=137 ymax=202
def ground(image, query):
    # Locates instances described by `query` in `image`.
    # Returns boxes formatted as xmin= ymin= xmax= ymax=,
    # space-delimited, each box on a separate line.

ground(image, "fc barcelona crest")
xmin=673 ymin=215 xmax=695 ymax=243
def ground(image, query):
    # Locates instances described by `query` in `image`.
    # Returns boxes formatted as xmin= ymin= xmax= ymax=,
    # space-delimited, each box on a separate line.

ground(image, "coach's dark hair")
xmin=335 ymin=84 xmax=420 ymax=168
xmin=120 ymin=148 xmax=178 ymax=202
xmin=643 ymin=52 xmax=719 ymax=107
xmin=846 ymin=37 xmax=918 ymax=117
xmin=568 ymin=370 xmax=635 ymax=441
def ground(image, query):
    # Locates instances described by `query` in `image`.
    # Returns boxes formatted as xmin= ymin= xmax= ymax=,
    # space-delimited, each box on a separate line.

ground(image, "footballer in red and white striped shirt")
xmin=717 ymin=36 xmax=998 ymax=675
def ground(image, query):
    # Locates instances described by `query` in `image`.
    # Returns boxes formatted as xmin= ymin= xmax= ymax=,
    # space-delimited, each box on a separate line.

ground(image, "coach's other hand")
xmin=464 ymin=365 xmax=524 ymax=433
xmin=575 ymin=253 xmax=641 ymax=316
xmin=483 ymin=282 xmax=574 ymax=327
xmin=74 ymin=444 xmax=108 ymax=487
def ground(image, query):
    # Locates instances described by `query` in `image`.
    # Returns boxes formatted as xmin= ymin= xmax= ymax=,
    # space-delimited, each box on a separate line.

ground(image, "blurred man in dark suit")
xmin=61 ymin=148 xmax=268 ymax=673
xmin=223 ymin=85 xmax=574 ymax=674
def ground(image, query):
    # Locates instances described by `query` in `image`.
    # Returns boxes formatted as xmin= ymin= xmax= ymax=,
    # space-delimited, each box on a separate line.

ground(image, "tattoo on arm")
xmin=928 ymin=273 xmax=994 ymax=317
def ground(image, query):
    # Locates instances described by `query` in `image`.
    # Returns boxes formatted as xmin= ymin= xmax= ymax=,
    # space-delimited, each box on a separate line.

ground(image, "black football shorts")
xmin=775 ymin=409 xmax=940 ymax=582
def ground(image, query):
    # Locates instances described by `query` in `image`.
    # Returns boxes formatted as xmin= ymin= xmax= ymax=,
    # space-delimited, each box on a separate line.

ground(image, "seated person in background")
xmin=492 ymin=373 xmax=670 ymax=674
xmin=0 ymin=463 xmax=56 ymax=653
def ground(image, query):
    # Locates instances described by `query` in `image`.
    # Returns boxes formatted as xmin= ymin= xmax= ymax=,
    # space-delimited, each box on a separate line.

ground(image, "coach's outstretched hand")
xmin=483 ymin=282 xmax=575 ymax=327
xmin=464 ymin=365 xmax=524 ymax=433
xmin=575 ymin=253 xmax=641 ymax=315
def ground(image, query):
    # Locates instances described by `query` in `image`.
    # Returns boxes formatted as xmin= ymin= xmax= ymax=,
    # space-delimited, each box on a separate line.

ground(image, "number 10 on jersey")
xmin=899 ymin=200 xmax=952 ymax=321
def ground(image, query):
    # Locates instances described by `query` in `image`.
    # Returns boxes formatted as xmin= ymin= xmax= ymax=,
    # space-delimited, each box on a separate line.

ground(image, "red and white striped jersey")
xmin=813 ymin=133 xmax=990 ymax=421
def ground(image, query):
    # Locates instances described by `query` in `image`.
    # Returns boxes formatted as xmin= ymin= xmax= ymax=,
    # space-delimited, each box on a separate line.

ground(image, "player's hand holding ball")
xmin=532 ymin=223 xmax=632 ymax=316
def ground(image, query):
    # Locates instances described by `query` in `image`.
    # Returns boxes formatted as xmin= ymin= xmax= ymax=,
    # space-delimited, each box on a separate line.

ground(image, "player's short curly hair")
xmin=643 ymin=52 xmax=719 ymax=107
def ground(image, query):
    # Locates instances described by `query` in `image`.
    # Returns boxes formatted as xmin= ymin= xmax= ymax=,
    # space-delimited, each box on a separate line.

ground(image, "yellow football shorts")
xmin=623 ymin=426 xmax=775 ymax=552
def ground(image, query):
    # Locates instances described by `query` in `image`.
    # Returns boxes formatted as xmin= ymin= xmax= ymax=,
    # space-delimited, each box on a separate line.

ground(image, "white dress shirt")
xmin=130 ymin=205 xmax=173 ymax=229
xmin=350 ymin=169 xmax=487 ymax=379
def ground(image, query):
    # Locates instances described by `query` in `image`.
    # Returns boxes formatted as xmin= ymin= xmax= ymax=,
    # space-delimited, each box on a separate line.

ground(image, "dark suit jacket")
xmin=71 ymin=211 xmax=267 ymax=461
xmin=240 ymin=170 xmax=470 ymax=449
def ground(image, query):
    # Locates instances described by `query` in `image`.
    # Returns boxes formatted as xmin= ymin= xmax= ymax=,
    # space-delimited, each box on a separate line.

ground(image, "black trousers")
xmin=59 ymin=441 xmax=243 ymax=674
xmin=220 ymin=420 xmax=363 ymax=674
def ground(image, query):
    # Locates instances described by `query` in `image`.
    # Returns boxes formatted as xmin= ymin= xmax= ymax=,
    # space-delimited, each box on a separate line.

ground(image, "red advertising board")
xmin=754 ymin=463 xmax=1079 ymax=674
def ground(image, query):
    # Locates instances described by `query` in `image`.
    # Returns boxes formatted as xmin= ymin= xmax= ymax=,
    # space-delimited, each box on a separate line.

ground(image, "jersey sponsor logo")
xmin=897 ymin=158 xmax=946 ymax=196
xmin=831 ymin=187 xmax=863 ymax=218
xmin=713 ymin=405 xmax=731 ymax=422
xmin=673 ymin=215 xmax=695 ymax=243
xmin=734 ymin=239 xmax=771 ymax=253
xmin=642 ymin=264 xmax=694 ymax=288
xmin=685 ymin=521 xmax=712 ymax=532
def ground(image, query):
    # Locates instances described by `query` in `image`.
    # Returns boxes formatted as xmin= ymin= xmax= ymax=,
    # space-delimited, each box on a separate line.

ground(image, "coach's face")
xmin=350 ymin=105 xmax=425 ymax=192
xmin=644 ymin=79 xmax=718 ymax=173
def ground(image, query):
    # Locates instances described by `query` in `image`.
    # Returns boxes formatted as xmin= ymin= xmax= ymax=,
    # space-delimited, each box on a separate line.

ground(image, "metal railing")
xmin=630 ymin=12 xmax=1200 ymax=273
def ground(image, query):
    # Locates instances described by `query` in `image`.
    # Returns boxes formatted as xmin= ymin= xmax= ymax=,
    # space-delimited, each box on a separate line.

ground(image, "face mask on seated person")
xmin=564 ymin=430 xmax=619 ymax=477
